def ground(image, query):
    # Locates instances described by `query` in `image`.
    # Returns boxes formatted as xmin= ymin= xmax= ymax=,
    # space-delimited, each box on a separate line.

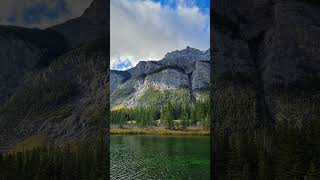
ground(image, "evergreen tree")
xmin=190 ymin=108 xmax=197 ymax=125
xmin=166 ymin=103 xmax=175 ymax=129
xmin=160 ymin=103 xmax=175 ymax=129
xmin=226 ymin=140 xmax=242 ymax=179
xmin=62 ymin=145 xmax=75 ymax=179
xmin=181 ymin=104 xmax=189 ymax=129
xmin=95 ymin=135 xmax=108 ymax=180
xmin=306 ymin=161 xmax=320 ymax=180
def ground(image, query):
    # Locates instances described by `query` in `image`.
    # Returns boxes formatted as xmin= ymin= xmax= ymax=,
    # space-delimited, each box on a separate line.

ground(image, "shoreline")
xmin=110 ymin=128 xmax=210 ymax=136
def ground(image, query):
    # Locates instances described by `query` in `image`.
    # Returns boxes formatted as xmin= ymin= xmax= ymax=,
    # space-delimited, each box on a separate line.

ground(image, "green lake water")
xmin=110 ymin=135 xmax=210 ymax=180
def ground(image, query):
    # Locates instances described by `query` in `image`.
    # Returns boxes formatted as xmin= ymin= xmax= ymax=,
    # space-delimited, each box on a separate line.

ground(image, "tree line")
xmin=213 ymin=120 xmax=320 ymax=180
xmin=212 ymin=84 xmax=320 ymax=179
xmin=111 ymin=100 xmax=210 ymax=129
xmin=0 ymin=137 xmax=108 ymax=180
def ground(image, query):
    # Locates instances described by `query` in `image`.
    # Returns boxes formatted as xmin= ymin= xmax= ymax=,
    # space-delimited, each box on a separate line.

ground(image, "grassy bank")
xmin=110 ymin=128 xmax=210 ymax=136
xmin=9 ymin=135 xmax=47 ymax=153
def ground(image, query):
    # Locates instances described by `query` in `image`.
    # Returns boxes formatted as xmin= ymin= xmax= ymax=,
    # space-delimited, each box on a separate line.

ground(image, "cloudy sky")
xmin=0 ymin=0 xmax=210 ymax=71
xmin=0 ymin=0 xmax=92 ymax=28
xmin=111 ymin=0 xmax=210 ymax=70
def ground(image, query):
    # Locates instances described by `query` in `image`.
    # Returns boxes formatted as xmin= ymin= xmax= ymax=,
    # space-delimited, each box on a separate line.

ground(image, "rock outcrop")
xmin=212 ymin=0 xmax=320 ymax=129
xmin=192 ymin=61 xmax=210 ymax=90
xmin=110 ymin=70 xmax=131 ymax=94
xmin=164 ymin=46 xmax=209 ymax=61
xmin=111 ymin=47 xmax=210 ymax=108
xmin=144 ymin=68 xmax=190 ymax=89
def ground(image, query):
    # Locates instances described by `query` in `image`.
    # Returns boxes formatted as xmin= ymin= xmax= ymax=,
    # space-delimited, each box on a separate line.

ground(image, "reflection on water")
xmin=111 ymin=135 xmax=209 ymax=180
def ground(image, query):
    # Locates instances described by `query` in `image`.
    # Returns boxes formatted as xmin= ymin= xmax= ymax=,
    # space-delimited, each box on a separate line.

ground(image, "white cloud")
xmin=0 ymin=0 xmax=92 ymax=28
xmin=111 ymin=0 xmax=210 ymax=70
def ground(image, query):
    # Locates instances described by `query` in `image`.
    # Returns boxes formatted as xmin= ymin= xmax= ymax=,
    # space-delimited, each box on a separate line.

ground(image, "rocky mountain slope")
xmin=212 ymin=0 xmax=320 ymax=130
xmin=0 ymin=0 xmax=108 ymax=108
xmin=0 ymin=0 xmax=108 ymax=148
xmin=111 ymin=46 xmax=210 ymax=109
xmin=0 ymin=27 xmax=67 ymax=106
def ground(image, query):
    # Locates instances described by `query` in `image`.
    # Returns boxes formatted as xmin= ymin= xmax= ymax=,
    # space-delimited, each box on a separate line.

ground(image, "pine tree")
xmin=0 ymin=153 xmax=3 ymax=178
xmin=62 ymin=145 xmax=75 ymax=179
xmin=95 ymin=135 xmax=108 ymax=180
xmin=181 ymin=105 xmax=189 ymax=129
xmin=161 ymin=103 xmax=175 ymax=129
xmin=226 ymin=140 xmax=242 ymax=179
xmin=166 ymin=103 xmax=175 ymax=129
xmin=203 ymin=112 xmax=210 ymax=129
xmin=191 ymin=108 xmax=197 ymax=125
xmin=30 ymin=149 xmax=40 ymax=178
xmin=306 ymin=161 xmax=320 ymax=180
xmin=241 ymin=161 xmax=250 ymax=180
xmin=247 ymin=136 xmax=258 ymax=179
xmin=37 ymin=148 xmax=51 ymax=180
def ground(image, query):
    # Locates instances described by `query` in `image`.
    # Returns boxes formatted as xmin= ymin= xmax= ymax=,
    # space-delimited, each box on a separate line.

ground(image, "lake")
xmin=110 ymin=135 xmax=210 ymax=180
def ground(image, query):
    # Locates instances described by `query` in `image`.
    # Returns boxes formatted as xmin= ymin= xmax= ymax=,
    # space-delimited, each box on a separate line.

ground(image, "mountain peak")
xmin=164 ymin=46 xmax=208 ymax=61
xmin=81 ymin=0 xmax=108 ymax=23
xmin=49 ymin=0 xmax=108 ymax=49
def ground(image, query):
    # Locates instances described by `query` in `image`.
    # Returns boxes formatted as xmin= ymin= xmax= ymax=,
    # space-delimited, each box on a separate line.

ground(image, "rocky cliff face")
xmin=212 ymin=0 xmax=320 ymax=129
xmin=0 ymin=0 xmax=108 ymax=148
xmin=0 ymin=27 xmax=66 ymax=106
xmin=0 ymin=39 xmax=107 ymax=144
xmin=111 ymin=47 xmax=210 ymax=108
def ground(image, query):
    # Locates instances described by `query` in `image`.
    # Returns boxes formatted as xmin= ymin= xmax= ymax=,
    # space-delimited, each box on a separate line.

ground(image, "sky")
xmin=0 ymin=0 xmax=92 ymax=28
xmin=111 ymin=0 xmax=210 ymax=70
xmin=0 ymin=0 xmax=210 ymax=71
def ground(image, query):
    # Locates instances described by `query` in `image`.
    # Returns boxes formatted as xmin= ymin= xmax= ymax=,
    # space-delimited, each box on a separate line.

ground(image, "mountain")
xmin=0 ymin=0 xmax=108 ymax=107
xmin=49 ymin=0 xmax=108 ymax=49
xmin=212 ymin=0 xmax=320 ymax=131
xmin=111 ymin=46 xmax=210 ymax=109
xmin=0 ymin=0 xmax=108 ymax=148
xmin=0 ymin=26 xmax=67 ymax=106
xmin=212 ymin=1 xmax=320 ymax=178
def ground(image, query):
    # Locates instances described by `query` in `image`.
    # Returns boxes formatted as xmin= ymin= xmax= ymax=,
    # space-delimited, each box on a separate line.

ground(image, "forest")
xmin=0 ymin=136 xmax=108 ymax=180
xmin=212 ymin=84 xmax=320 ymax=180
xmin=111 ymin=100 xmax=210 ymax=130
xmin=213 ymin=122 xmax=320 ymax=180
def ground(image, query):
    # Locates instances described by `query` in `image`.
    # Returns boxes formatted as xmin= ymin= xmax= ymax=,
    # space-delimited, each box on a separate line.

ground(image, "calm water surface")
xmin=110 ymin=135 xmax=209 ymax=180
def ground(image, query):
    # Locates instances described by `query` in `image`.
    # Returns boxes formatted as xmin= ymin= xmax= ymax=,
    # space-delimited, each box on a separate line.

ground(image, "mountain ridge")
xmin=49 ymin=0 xmax=108 ymax=49
xmin=111 ymin=46 xmax=210 ymax=109
xmin=0 ymin=0 xmax=108 ymax=147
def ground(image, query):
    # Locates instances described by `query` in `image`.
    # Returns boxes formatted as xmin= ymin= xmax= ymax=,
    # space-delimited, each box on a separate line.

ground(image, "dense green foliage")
xmin=139 ymin=88 xmax=190 ymax=106
xmin=0 ymin=79 xmax=76 ymax=117
xmin=111 ymin=100 xmax=209 ymax=129
xmin=212 ymin=83 xmax=320 ymax=179
xmin=212 ymin=85 xmax=256 ymax=132
xmin=213 ymin=121 xmax=320 ymax=180
xmin=0 ymin=138 xmax=108 ymax=180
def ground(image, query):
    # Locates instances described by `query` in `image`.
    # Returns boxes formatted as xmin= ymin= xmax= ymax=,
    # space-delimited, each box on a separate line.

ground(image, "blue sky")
xmin=153 ymin=0 xmax=210 ymax=14
xmin=113 ymin=58 xmax=133 ymax=71
xmin=111 ymin=0 xmax=210 ymax=70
